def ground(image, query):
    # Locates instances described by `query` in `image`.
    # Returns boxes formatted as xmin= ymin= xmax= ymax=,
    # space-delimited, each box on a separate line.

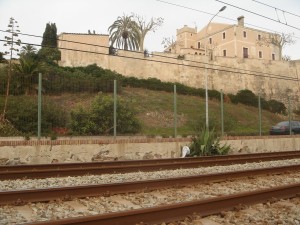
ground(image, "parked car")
xmin=269 ymin=121 xmax=300 ymax=135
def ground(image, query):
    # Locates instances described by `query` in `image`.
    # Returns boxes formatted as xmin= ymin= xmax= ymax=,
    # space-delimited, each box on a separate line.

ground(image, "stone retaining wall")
xmin=0 ymin=136 xmax=299 ymax=165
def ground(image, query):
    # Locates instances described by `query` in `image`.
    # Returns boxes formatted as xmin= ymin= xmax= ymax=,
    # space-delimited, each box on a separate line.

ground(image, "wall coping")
xmin=0 ymin=135 xmax=299 ymax=147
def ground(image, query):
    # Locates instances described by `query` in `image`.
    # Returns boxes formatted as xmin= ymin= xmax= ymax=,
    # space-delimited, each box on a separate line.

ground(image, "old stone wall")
xmin=59 ymin=48 xmax=300 ymax=106
xmin=0 ymin=136 xmax=299 ymax=165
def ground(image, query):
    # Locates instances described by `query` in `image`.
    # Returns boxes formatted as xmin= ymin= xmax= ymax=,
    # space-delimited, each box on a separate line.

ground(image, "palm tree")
xmin=13 ymin=57 xmax=38 ymax=95
xmin=20 ymin=44 xmax=37 ymax=59
xmin=108 ymin=15 xmax=139 ymax=51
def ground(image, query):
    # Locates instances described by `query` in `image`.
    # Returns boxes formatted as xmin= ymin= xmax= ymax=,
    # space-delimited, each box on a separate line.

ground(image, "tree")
xmin=256 ymin=32 xmax=295 ymax=60
xmin=282 ymin=55 xmax=291 ymax=61
xmin=19 ymin=44 xmax=37 ymax=60
xmin=13 ymin=57 xmax=39 ymax=95
xmin=108 ymin=15 xmax=139 ymax=51
xmin=1 ymin=17 xmax=21 ymax=120
xmin=161 ymin=36 xmax=183 ymax=53
xmin=41 ymin=23 xmax=57 ymax=47
xmin=133 ymin=14 xmax=163 ymax=51
xmin=38 ymin=23 xmax=61 ymax=63
xmin=0 ymin=52 xmax=7 ymax=63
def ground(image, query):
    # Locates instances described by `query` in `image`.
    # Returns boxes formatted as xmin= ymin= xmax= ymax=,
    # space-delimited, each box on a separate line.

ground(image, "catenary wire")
xmin=156 ymin=0 xmax=300 ymax=40
xmin=0 ymin=29 xmax=296 ymax=81
xmin=216 ymin=0 xmax=300 ymax=31
xmin=0 ymin=39 xmax=298 ymax=83
xmin=252 ymin=0 xmax=300 ymax=19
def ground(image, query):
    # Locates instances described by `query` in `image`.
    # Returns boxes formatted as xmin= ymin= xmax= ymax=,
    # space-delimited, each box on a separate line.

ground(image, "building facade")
xmin=58 ymin=33 xmax=109 ymax=66
xmin=166 ymin=16 xmax=281 ymax=61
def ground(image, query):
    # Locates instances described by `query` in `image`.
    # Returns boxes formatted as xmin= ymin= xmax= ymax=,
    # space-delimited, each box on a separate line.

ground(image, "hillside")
xmin=47 ymin=86 xmax=295 ymax=137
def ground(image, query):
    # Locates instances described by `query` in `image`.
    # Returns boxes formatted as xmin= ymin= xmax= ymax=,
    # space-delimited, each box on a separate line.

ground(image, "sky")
xmin=1 ymin=0 xmax=300 ymax=59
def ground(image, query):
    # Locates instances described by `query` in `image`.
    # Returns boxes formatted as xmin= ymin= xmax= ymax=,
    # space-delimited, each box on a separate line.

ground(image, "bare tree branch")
xmin=132 ymin=13 xmax=164 ymax=51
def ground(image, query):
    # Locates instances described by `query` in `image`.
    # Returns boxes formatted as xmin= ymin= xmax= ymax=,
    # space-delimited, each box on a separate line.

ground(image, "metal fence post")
xmin=258 ymin=93 xmax=262 ymax=136
xmin=174 ymin=84 xmax=177 ymax=138
xmin=288 ymin=96 xmax=292 ymax=135
xmin=114 ymin=80 xmax=117 ymax=139
xmin=220 ymin=89 xmax=224 ymax=136
xmin=38 ymin=73 xmax=42 ymax=140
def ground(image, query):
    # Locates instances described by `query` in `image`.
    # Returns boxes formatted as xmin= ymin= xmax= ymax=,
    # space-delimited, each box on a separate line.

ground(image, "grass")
xmin=1 ymin=87 xmax=298 ymax=137
xmin=117 ymin=87 xmax=297 ymax=136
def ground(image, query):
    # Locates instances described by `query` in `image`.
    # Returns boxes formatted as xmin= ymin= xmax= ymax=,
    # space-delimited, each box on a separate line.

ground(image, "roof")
xmin=59 ymin=32 xmax=109 ymax=36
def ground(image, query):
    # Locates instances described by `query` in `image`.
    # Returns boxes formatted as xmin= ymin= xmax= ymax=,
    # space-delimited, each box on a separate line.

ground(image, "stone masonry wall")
xmin=59 ymin=49 xmax=300 ymax=107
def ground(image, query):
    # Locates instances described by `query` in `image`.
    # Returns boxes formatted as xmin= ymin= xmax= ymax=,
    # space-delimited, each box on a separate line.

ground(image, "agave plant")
xmin=189 ymin=126 xmax=231 ymax=156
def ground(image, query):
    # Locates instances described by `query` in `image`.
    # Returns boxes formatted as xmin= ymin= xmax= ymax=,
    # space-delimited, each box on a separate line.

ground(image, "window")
xmin=191 ymin=33 xmax=193 ymax=36
xmin=198 ymin=42 xmax=201 ymax=49
xmin=243 ymin=47 xmax=248 ymax=58
xmin=223 ymin=50 xmax=227 ymax=56
xmin=272 ymin=53 xmax=275 ymax=60
xmin=258 ymin=34 xmax=261 ymax=41
xmin=222 ymin=32 xmax=226 ymax=39
xmin=259 ymin=51 xmax=262 ymax=58
xmin=209 ymin=38 xmax=212 ymax=44
xmin=243 ymin=31 xmax=247 ymax=38
xmin=195 ymin=52 xmax=198 ymax=55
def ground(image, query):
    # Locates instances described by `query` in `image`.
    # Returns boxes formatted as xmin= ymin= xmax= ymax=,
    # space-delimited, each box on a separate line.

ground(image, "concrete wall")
xmin=0 ymin=136 xmax=299 ymax=165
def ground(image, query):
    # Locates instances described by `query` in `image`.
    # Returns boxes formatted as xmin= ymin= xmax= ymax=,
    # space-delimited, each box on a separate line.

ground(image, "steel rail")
xmin=1 ymin=164 xmax=299 ymax=205
xmin=2 ymin=150 xmax=300 ymax=171
xmin=24 ymin=183 xmax=300 ymax=225
xmin=1 ymin=151 xmax=300 ymax=180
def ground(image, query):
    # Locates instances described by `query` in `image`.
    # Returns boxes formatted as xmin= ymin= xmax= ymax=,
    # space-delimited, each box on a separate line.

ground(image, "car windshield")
xmin=276 ymin=121 xmax=289 ymax=126
xmin=275 ymin=121 xmax=300 ymax=127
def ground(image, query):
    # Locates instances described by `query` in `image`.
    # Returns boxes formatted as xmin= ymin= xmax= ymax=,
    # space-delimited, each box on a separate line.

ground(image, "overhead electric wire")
xmin=156 ymin=0 xmax=300 ymax=40
xmin=216 ymin=0 xmax=300 ymax=31
xmin=0 ymin=29 xmax=295 ymax=80
xmin=252 ymin=0 xmax=300 ymax=19
xmin=0 ymin=38 xmax=298 ymax=83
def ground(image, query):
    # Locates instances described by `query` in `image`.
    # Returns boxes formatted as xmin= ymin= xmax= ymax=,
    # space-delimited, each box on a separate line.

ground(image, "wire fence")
xmin=0 ymin=72 xmax=299 ymax=139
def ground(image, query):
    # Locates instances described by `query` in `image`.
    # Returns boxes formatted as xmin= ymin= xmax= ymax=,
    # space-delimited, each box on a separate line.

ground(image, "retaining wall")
xmin=0 ymin=136 xmax=299 ymax=165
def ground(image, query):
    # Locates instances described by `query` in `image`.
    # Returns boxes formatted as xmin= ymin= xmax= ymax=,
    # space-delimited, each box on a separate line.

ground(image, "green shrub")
xmin=1 ymin=96 xmax=67 ymax=135
xmin=235 ymin=89 xmax=258 ymax=107
xmin=227 ymin=93 xmax=238 ymax=104
xmin=267 ymin=99 xmax=287 ymax=114
xmin=70 ymin=93 xmax=141 ymax=135
xmin=208 ymin=90 xmax=221 ymax=100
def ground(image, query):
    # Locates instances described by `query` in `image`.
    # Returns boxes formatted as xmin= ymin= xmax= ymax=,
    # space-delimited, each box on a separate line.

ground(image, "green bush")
xmin=70 ymin=94 xmax=141 ymax=135
xmin=0 ymin=96 xmax=67 ymax=135
xmin=267 ymin=99 xmax=287 ymax=114
xmin=235 ymin=89 xmax=258 ymax=107
xmin=227 ymin=93 xmax=238 ymax=104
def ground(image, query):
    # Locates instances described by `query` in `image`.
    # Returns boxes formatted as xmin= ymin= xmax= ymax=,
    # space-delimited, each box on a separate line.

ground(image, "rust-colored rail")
xmin=1 ymin=164 xmax=299 ymax=205
xmin=24 ymin=183 xmax=300 ymax=225
xmin=1 ymin=151 xmax=300 ymax=180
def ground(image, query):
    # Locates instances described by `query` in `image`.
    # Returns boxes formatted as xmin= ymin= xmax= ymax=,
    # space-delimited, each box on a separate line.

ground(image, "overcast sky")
xmin=1 ymin=0 xmax=300 ymax=59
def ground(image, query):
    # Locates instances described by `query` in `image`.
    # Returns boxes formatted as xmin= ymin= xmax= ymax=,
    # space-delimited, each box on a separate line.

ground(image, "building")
xmin=58 ymin=33 xmax=109 ymax=66
xmin=166 ymin=16 xmax=281 ymax=61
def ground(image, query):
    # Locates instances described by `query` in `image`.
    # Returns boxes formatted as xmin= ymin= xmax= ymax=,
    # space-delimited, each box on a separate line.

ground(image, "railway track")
xmin=23 ymin=183 xmax=300 ymax=225
xmin=1 ymin=152 xmax=300 ymax=224
xmin=1 ymin=164 xmax=299 ymax=205
xmin=1 ymin=150 xmax=300 ymax=180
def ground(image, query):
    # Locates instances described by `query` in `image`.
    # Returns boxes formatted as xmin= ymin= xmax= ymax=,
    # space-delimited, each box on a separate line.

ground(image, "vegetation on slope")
xmin=0 ymin=63 xmax=297 ymax=137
